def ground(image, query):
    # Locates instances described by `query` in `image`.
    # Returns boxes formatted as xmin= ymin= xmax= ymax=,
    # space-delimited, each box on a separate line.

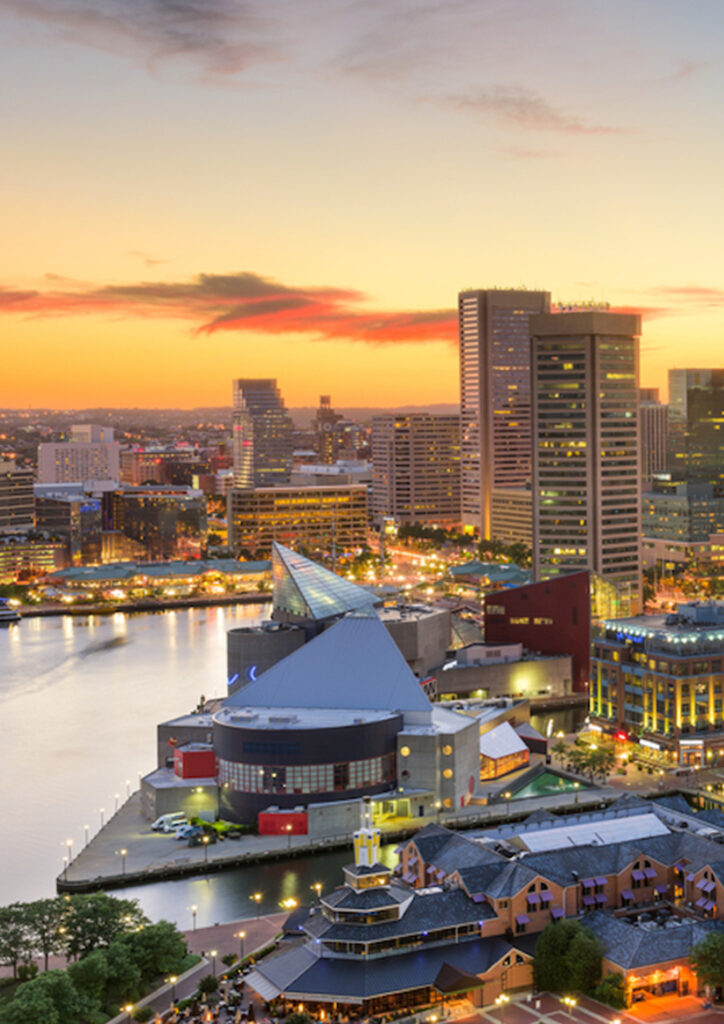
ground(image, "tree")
xmin=25 ymin=897 xmax=67 ymax=971
xmin=565 ymin=928 xmax=603 ymax=993
xmin=286 ymin=1014 xmax=312 ymax=1024
xmin=67 ymin=948 xmax=109 ymax=1010
xmin=592 ymin=972 xmax=627 ymax=1009
xmin=120 ymin=920 xmax=187 ymax=983
xmin=0 ymin=903 xmax=32 ymax=979
xmin=691 ymin=931 xmax=724 ymax=991
xmin=553 ymin=740 xmax=569 ymax=764
xmin=3 ymin=969 xmax=87 ymax=1024
xmin=533 ymin=920 xmax=582 ymax=992
xmin=104 ymin=941 xmax=143 ymax=1009
xmin=534 ymin=920 xmax=603 ymax=995
xmin=63 ymin=893 xmax=147 ymax=960
xmin=198 ymin=973 xmax=219 ymax=995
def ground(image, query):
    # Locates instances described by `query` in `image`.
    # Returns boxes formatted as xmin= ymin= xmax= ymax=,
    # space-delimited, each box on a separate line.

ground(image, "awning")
xmin=527 ymin=893 xmax=541 ymax=904
xmin=644 ymin=868 xmax=657 ymax=880
xmin=703 ymin=880 xmax=716 ymax=893
xmin=403 ymin=872 xmax=416 ymax=883
xmin=621 ymin=889 xmax=634 ymax=900
xmin=704 ymin=901 xmax=716 ymax=912
xmin=408 ymin=855 xmax=418 ymax=867
xmin=551 ymin=908 xmax=564 ymax=919
xmin=687 ymin=873 xmax=696 ymax=882
xmin=654 ymin=884 xmax=668 ymax=895
xmin=582 ymin=878 xmax=595 ymax=888
xmin=632 ymin=869 xmax=645 ymax=881
xmin=540 ymin=890 xmax=553 ymax=902
xmin=471 ymin=894 xmax=486 ymax=904
xmin=697 ymin=878 xmax=715 ymax=891
xmin=582 ymin=895 xmax=596 ymax=906
xmin=595 ymin=894 xmax=607 ymax=904
xmin=436 ymin=870 xmax=446 ymax=880
xmin=426 ymin=866 xmax=436 ymax=874
xmin=434 ymin=962 xmax=486 ymax=994
xmin=594 ymin=876 xmax=608 ymax=886
xmin=245 ymin=970 xmax=282 ymax=1002
xmin=696 ymin=897 xmax=708 ymax=908
xmin=516 ymin=914 xmax=530 ymax=925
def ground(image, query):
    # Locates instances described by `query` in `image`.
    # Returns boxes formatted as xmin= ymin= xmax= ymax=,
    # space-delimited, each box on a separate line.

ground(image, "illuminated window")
xmin=443 ymin=797 xmax=453 ymax=809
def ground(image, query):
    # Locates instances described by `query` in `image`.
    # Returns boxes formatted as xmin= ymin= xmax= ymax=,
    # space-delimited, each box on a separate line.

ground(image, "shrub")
xmin=197 ymin=974 xmax=219 ymax=995
xmin=222 ymin=953 xmax=237 ymax=967
xmin=592 ymin=972 xmax=627 ymax=1009
xmin=17 ymin=963 xmax=38 ymax=981
xmin=132 ymin=1006 xmax=154 ymax=1022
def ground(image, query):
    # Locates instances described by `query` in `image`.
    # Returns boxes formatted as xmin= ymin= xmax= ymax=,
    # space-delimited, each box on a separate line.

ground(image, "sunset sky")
xmin=2 ymin=0 xmax=724 ymax=409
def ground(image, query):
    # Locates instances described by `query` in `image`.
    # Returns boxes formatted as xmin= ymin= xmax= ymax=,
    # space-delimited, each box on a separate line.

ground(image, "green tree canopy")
xmin=25 ymin=897 xmax=67 ymax=971
xmin=565 ymin=928 xmax=603 ymax=993
xmin=534 ymin=920 xmax=603 ymax=995
xmin=120 ymin=920 xmax=187 ymax=981
xmin=3 ymin=969 xmax=87 ymax=1024
xmin=0 ymin=903 xmax=33 ymax=979
xmin=691 ymin=930 xmax=724 ymax=990
xmin=63 ymin=893 xmax=147 ymax=960
xmin=592 ymin=972 xmax=627 ymax=1009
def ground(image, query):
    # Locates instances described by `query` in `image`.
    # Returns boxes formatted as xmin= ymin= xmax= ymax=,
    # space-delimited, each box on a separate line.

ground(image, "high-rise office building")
xmin=458 ymin=288 xmax=550 ymax=540
xmin=232 ymin=379 xmax=294 ymax=488
xmin=530 ymin=310 xmax=642 ymax=613
xmin=371 ymin=414 xmax=461 ymax=527
xmin=0 ymin=462 xmax=35 ymax=534
xmin=668 ymin=369 xmax=724 ymax=484
xmin=639 ymin=387 xmax=668 ymax=486
xmin=314 ymin=395 xmax=344 ymax=465
xmin=37 ymin=425 xmax=120 ymax=485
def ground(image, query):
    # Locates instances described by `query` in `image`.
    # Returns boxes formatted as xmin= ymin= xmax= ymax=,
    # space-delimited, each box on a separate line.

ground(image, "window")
xmin=443 ymin=768 xmax=453 ymax=779
xmin=442 ymin=745 xmax=453 ymax=756
xmin=400 ymin=746 xmax=411 ymax=757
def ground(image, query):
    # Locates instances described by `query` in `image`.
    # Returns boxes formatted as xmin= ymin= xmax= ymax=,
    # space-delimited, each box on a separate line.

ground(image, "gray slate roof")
xmin=224 ymin=614 xmax=431 ymax=713
xmin=305 ymin=888 xmax=495 ymax=943
xmin=323 ymin=885 xmax=410 ymax=910
xmin=584 ymin=909 xmax=724 ymax=970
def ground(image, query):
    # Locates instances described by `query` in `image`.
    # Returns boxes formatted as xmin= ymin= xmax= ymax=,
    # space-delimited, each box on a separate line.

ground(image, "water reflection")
xmin=0 ymin=604 xmax=269 ymax=905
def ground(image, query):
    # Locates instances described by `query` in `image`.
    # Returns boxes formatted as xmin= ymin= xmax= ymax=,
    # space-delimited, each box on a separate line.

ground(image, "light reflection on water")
xmin=0 ymin=604 xmax=269 ymax=905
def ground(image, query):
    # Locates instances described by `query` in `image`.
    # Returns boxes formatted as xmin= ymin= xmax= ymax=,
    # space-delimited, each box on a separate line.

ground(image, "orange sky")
xmin=2 ymin=1 xmax=724 ymax=407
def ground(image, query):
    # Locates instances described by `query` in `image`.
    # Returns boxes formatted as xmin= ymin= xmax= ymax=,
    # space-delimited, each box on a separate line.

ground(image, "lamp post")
xmin=210 ymin=949 xmax=218 ymax=977
xmin=189 ymin=904 xmax=197 ymax=930
xmin=561 ymin=996 xmax=577 ymax=1022
xmin=434 ymin=799 xmax=442 ymax=824
xmin=62 ymin=855 xmax=69 ymax=880
xmin=115 ymin=793 xmax=120 ymax=812
xmin=311 ymin=882 xmax=322 ymax=901
xmin=202 ymin=834 xmax=210 ymax=866
xmin=284 ymin=822 xmax=293 ymax=850
xmin=250 ymin=892 xmax=262 ymax=917
xmin=235 ymin=930 xmax=246 ymax=963
xmin=123 ymin=1004 xmax=133 ymax=1021
xmin=126 ymin=779 xmax=131 ymax=798
xmin=66 ymin=837 xmax=74 ymax=865
xmin=117 ymin=848 xmax=127 ymax=875
xmin=494 ymin=993 xmax=509 ymax=1022
xmin=167 ymin=975 xmax=177 ymax=1003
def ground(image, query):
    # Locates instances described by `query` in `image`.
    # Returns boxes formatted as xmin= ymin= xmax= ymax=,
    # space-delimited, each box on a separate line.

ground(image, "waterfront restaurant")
xmin=245 ymin=802 xmax=724 ymax=1012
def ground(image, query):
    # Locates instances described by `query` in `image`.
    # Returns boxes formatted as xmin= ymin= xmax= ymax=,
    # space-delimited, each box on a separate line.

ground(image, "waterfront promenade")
xmin=58 ymin=781 xmax=628 ymax=893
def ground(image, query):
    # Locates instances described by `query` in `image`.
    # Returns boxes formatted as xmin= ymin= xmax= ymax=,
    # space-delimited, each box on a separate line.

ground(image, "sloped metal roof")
xmin=224 ymin=613 xmax=432 ymax=714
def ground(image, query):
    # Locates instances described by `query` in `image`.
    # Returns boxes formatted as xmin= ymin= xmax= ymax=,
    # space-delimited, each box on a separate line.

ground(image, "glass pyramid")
xmin=272 ymin=542 xmax=378 ymax=621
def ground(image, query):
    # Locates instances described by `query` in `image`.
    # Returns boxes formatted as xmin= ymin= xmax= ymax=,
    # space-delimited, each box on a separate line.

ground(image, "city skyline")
xmin=3 ymin=1 xmax=724 ymax=408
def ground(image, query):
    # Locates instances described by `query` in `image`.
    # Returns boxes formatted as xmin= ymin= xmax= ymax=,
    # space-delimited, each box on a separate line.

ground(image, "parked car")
xmin=151 ymin=812 xmax=186 ymax=832
xmin=175 ymin=824 xmax=203 ymax=840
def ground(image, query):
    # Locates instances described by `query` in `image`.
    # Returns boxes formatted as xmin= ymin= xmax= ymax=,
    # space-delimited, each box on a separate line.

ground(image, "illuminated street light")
xmin=310 ymin=882 xmax=322 ymax=901
xmin=116 ymin=847 xmax=127 ymax=875
xmin=235 ymin=929 xmax=246 ymax=962
xmin=189 ymin=904 xmax=198 ymax=930
xmin=84 ymin=824 xmax=89 ymax=847
xmin=561 ymin=996 xmax=577 ymax=1021
xmin=280 ymin=897 xmax=298 ymax=910
xmin=167 ymin=975 xmax=177 ymax=1002
xmin=284 ymin=822 xmax=293 ymax=849
xmin=250 ymin=892 xmax=263 ymax=917
xmin=210 ymin=948 xmax=218 ymax=976
xmin=202 ymin=834 xmax=210 ymax=866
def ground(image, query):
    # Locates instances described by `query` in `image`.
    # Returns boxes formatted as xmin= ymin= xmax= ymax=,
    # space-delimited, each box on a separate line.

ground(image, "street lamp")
xmin=210 ymin=949 xmax=218 ymax=976
xmin=123 ymin=1004 xmax=133 ymax=1020
xmin=117 ymin=848 xmax=127 ymax=875
xmin=66 ymin=838 xmax=73 ymax=865
xmin=280 ymin=897 xmax=298 ymax=911
xmin=310 ymin=882 xmax=322 ymax=901
xmin=284 ymin=822 xmax=293 ymax=849
xmin=189 ymin=904 xmax=198 ymax=930
xmin=202 ymin=834 xmax=210 ymax=866
xmin=494 ymin=993 xmax=509 ymax=1021
xmin=167 ymin=975 xmax=177 ymax=1003
xmin=250 ymin=892 xmax=262 ymax=917
xmin=235 ymin=929 xmax=246 ymax=962
xmin=561 ymin=996 xmax=577 ymax=1021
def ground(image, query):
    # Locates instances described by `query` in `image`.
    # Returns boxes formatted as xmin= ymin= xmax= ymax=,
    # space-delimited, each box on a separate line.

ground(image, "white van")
xmin=152 ymin=812 xmax=186 ymax=832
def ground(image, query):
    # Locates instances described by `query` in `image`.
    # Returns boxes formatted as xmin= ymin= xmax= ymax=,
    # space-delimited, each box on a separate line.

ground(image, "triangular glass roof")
xmin=272 ymin=542 xmax=378 ymax=621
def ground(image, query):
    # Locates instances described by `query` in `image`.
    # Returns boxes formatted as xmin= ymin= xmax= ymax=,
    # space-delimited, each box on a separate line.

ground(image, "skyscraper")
xmin=314 ymin=395 xmax=344 ymax=464
xmin=639 ymin=387 xmax=668 ymax=486
xmin=530 ymin=310 xmax=642 ymax=613
xmin=371 ymin=414 xmax=461 ymax=527
xmin=458 ymin=288 xmax=550 ymax=539
xmin=232 ymin=379 xmax=294 ymax=488
xmin=37 ymin=424 xmax=120 ymax=485
xmin=667 ymin=369 xmax=724 ymax=484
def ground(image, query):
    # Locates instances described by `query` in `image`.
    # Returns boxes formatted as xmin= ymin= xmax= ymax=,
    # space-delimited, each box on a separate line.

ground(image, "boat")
xmin=0 ymin=598 xmax=20 ymax=624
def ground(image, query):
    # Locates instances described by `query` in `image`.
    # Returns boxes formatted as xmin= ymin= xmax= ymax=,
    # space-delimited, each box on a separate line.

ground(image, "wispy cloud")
xmin=0 ymin=271 xmax=458 ymax=346
xmin=445 ymin=85 xmax=630 ymax=135
xmin=0 ymin=0 xmax=275 ymax=77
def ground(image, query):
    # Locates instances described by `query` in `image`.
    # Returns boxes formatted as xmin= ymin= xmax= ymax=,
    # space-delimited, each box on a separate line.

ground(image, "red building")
xmin=484 ymin=571 xmax=590 ymax=692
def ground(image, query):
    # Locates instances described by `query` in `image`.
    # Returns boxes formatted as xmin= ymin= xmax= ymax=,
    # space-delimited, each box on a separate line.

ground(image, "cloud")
xmin=446 ymin=85 xmax=629 ymax=135
xmin=649 ymin=285 xmax=724 ymax=304
xmin=0 ymin=0 xmax=275 ymax=77
xmin=127 ymin=250 xmax=168 ymax=267
xmin=0 ymin=271 xmax=458 ymax=346
xmin=498 ymin=145 xmax=559 ymax=160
